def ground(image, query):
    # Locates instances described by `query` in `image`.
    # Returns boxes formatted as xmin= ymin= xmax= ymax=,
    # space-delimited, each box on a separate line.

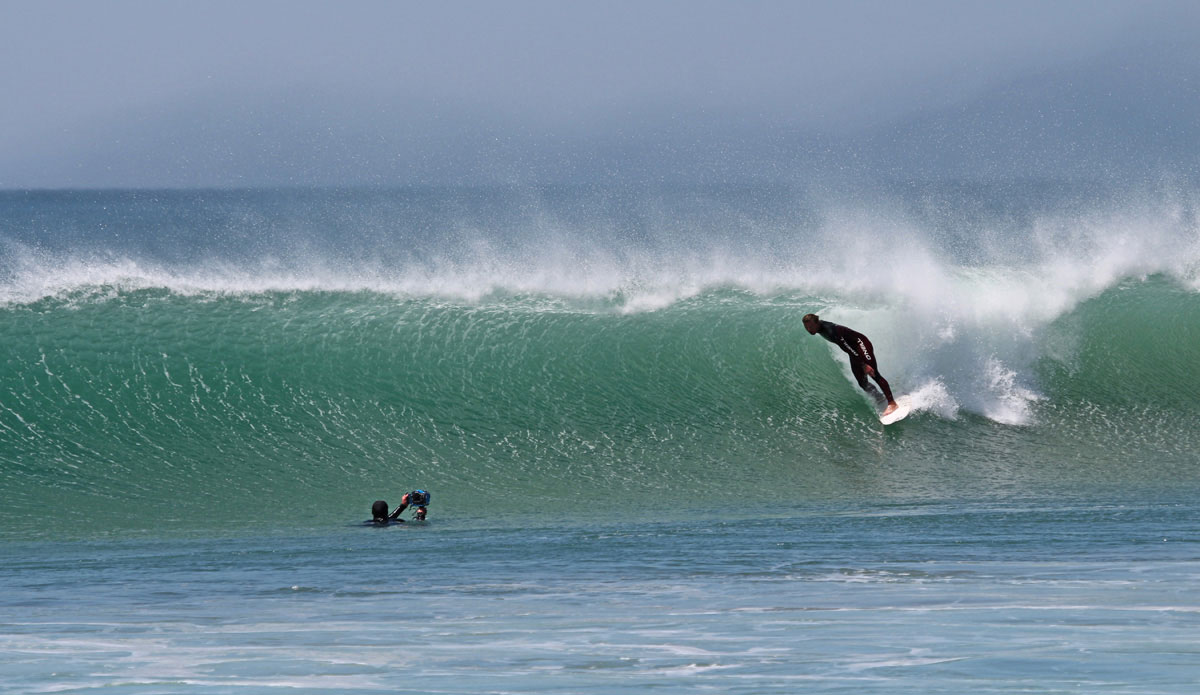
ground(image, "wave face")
xmin=2 ymin=184 xmax=1199 ymax=537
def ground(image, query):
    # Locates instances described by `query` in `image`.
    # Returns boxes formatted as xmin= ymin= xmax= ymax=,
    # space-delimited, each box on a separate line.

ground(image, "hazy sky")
xmin=2 ymin=0 xmax=1198 ymax=187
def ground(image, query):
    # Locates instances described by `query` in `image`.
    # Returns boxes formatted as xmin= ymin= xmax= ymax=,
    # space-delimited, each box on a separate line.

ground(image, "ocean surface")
xmin=2 ymin=183 xmax=1199 ymax=693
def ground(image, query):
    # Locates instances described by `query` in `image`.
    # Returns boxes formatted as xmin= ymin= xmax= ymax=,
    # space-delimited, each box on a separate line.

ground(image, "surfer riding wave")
xmin=803 ymin=313 xmax=898 ymax=417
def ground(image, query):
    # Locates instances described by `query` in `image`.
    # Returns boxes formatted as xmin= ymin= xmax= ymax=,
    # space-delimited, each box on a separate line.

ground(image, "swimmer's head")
xmin=371 ymin=500 xmax=389 ymax=522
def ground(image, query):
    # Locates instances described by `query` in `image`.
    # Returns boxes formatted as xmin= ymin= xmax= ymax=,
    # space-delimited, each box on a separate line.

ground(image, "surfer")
xmin=802 ymin=313 xmax=898 ymax=417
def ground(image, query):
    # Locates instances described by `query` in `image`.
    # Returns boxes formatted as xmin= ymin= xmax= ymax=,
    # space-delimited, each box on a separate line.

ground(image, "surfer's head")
xmin=371 ymin=500 xmax=389 ymax=522
xmin=802 ymin=313 xmax=820 ymax=334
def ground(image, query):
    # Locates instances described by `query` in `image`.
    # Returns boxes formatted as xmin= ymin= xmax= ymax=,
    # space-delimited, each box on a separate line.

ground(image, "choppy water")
xmin=4 ymin=504 xmax=1200 ymax=693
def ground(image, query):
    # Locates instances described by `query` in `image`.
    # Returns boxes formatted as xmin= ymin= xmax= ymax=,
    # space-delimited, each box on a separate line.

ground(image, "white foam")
xmin=979 ymin=356 xmax=1045 ymax=425
xmin=3 ymin=188 xmax=1198 ymax=311
xmin=906 ymin=380 xmax=959 ymax=420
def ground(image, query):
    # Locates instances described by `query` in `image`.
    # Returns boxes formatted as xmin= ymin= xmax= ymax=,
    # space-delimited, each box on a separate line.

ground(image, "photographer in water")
xmin=370 ymin=490 xmax=431 ymax=524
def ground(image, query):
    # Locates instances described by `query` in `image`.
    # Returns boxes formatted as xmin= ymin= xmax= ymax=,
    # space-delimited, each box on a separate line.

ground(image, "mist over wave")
xmin=4 ymin=182 xmax=1198 ymax=302
xmin=2 ymin=183 xmax=1198 ymax=536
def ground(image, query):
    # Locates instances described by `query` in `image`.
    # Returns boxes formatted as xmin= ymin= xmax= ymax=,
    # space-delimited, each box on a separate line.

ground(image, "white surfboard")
xmin=879 ymin=395 xmax=912 ymax=425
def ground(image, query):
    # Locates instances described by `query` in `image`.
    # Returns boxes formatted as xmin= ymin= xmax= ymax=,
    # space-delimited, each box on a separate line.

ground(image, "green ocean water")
xmin=3 ymin=187 xmax=1200 ymax=694
xmin=2 ymin=275 xmax=1199 ymax=539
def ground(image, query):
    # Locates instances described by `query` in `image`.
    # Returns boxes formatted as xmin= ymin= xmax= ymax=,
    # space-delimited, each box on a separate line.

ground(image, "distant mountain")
xmin=848 ymin=38 xmax=1200 ymax=181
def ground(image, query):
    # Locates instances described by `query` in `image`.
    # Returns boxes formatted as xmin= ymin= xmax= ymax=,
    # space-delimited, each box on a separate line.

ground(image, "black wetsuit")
xmin=815 ymin=320 xmax=895 ymax=405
